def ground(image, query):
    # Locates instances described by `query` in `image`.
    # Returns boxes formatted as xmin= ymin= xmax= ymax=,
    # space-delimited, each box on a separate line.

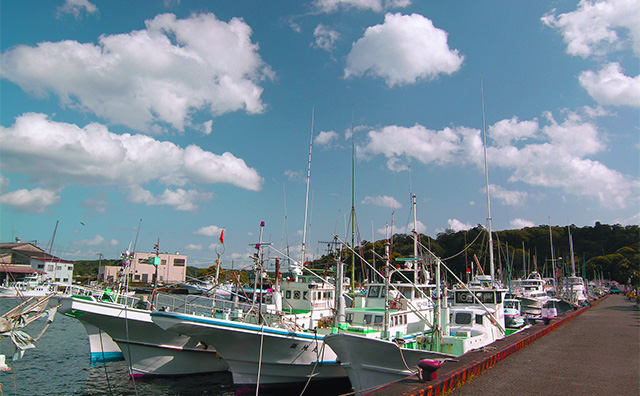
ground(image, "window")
xmin=294 ymin=290 xmax=301 ymax=299
xmin=346 ymin=313 xmax=353 ymax=323
xmin=161 ymin=259 xmax=167 ymax=265
xmin=475 ymin=314 xmax=483 ymax=325
xmin=173 ymin=258 xmax=185 ymax=267
xmin=37 ymin=264 xmax=44 ymax=269
xmin=63 ymin=278 xmax=68 ymax=282
xmin=303 ymin=291 xmax=309 ymax=300
xmin=368 ymin=286 xmax=381 ymax=298
xmin=364 ymin=314 xmax=372 ymax=324
xmin=134 ymin=275 xmax=140 ymax=280
xmin=286 ymin=290 xmax=291 ymax=299
xmin=374 ymin=315 xmax=383 ymax=324
xmin=454 ymin=312 xmax=472 ymax=325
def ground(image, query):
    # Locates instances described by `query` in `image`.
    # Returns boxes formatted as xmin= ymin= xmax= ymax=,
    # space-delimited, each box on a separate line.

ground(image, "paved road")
xmin=448 ymin=294 xmax=639 ymax=396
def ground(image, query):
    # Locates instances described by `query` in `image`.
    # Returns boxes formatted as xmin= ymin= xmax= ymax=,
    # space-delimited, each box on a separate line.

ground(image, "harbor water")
xmin=0 ymin=299 xmax=235 ymax=396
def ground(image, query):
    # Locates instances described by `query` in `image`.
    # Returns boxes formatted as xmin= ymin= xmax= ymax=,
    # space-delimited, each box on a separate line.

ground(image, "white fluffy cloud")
xmin=510 ymin=218 xmax=535 ymax=229
xmin=57 ymin=0 xmax=98 ymax=19
xmin=313 ymin=24 xmax=340 ymax=52
xmin=1 ymin=13 xmax=272 ymax=132
xmin=314 ymin=0 xmax=411 ymax=13
xmin=194 ymin=225 xmax=224 ymax=237
xmin=0 ymin=188 xmax=60 ymax=213
xmin=315 ymin=130 xmax=339 ymax=146
xmin=358 ymin=110 xmax=638 ymax=208
xmin=345 ymin=13 xmax=464 ymax=87
xmin=487 ymin=184 xmax=528 ymax=207
xmin=127 ymin=186 xmax=214 ymax=211
xmin=579 ymin=63 xmax=640 ymax=107
xmin=362 ymin=195 xmax=402 ymax=208
xmin=0 ymin=113 xmax=262 ymax=211
xmin=447 ymin=219 xmax=473 ymax=232
xmin=541 ymin=0 xmax=640 ymax=58
xmin=542 ymin=1 xmax=640 ymax=108
xmin=379 ymin=219 xmax=425 ymax=235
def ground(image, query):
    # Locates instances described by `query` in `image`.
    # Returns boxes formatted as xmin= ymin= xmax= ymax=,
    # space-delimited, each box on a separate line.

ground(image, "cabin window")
xmin=346 ymin=313 xmax=353 ymax=323
xmin=476 ymin=314 xmax=483 ymax=325
xmin=374 ymin=315 xmax=383 ymax=324
xmin=368 ymin=286 xmax=381 ymax=298
xmin=456 ymin=292 xmax=473 ymax=304
xmin=37 ymin=264 xmax=44 ymax=269
xmin=364 ymin=314 xmax=372 ymax=324
xmin=294 ymin=291 xmax=301 ymax=299
xmin=495 ymin=292 xmax=502 ymax=303
xmin=454 ymin=312 xmax=472 ymax=325
xmin=286 ymin=290 xmax=291 ymax=299
xmin=134 ymin=275 xmax=140 ymax=280
xmin=303 ymin=291 xmax=309 ymax=300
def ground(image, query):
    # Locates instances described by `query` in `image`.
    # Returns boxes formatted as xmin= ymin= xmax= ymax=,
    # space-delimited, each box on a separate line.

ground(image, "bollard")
xmin=417 ymin=359 xmax=442 ymax=381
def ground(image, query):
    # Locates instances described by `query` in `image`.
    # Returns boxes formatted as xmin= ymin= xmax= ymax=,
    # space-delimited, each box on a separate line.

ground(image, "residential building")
xmin=0 ymin=242 xmax=72 ymax=285
xmin=99 ymin=251 xmax=186 ymax=285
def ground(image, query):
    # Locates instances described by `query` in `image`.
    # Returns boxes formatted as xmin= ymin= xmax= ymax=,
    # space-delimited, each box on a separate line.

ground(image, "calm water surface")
xmin=0 ymin=299 xmax=235 ymax=396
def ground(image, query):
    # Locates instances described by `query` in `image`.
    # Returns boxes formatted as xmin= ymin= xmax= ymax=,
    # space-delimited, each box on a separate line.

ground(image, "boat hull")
xmin=60 ymin=297 xmax=228 ymax=376
xmin=324 ymin=332 xmax=453 ymax=395
xmin=152 ymin=311 xmax=349 ymax=393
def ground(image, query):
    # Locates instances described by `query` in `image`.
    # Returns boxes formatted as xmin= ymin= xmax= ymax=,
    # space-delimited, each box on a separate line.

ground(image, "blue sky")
xmin=1 ymin=0 xmax=638 ymax=270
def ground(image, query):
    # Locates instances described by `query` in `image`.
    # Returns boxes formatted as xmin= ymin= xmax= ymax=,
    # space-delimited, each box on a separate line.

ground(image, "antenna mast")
xmin=301 ymin=108 xmax=314 ymax=266
xmin=481 ymin=74 xmax=495 ymax=287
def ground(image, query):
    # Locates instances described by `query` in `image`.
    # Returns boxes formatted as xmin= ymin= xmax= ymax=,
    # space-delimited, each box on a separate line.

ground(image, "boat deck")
xmin=367 ymin=294 xmax=639 ymax=396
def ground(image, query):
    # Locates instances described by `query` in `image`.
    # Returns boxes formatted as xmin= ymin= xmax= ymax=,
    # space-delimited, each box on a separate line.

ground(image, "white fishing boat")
xmin=561 ymin=227 xmax=588 ymax=306
xmin=503 ymin=298 xmax=525 ymax=329
xmin=152 ymin=270 xmax=349 ymax=394
xmin=515 ymin=271 xmax=550 ymax=316
xmin=59 ymin=292 xmax=229 ymax=376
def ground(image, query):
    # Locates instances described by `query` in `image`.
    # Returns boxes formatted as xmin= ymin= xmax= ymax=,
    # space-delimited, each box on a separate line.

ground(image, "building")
xmin=99 ymin=251 xmax=187 ymax=285
xmin=0 ymin=242 xmax=73 ymax=285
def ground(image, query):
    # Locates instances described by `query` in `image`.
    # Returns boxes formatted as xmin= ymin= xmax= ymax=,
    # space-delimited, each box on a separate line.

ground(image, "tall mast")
xmin=481 ymin=75 xmax=495 ymax=286
xmin=350 ymin=106 xmax=356 ymax=291
xmin=568 ymin=226 xmax=576 ymax=276
xmin=301 ymin=108 xmax=314 ymax=266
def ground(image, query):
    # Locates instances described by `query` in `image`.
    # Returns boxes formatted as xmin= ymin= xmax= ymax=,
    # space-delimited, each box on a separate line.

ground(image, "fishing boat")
xmin=561 ymin=227 xmax=588 ymax=306
xmin=152 ymin=266 xmax=349 ymax=394
xmin=59 ymin=291 xmax=229 ymax=376
xmin=515 ymin=271 xmax=550 ymax=316
xmin=503 ymin=298 xmax=525 ymax=329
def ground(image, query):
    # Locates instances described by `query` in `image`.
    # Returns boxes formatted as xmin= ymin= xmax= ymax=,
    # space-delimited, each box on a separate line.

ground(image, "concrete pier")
xmin=367 ymin=294 xmax=639 ymax=396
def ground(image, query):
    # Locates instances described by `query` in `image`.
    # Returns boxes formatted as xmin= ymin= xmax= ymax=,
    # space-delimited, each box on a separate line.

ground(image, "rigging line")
xmin=439 ymin=227 xmax=485 ymax=262
xmin=255 ymin=325 xmax=265 ymax=396
xmin=99 ymin=328 xmax=114 ymax=396
xmin=123 ymin=304 xmax=139 ymax=396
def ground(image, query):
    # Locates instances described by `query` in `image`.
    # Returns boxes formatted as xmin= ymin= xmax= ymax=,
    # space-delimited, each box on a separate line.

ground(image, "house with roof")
xmin=0 ymin=242 xmax=73 ymax=286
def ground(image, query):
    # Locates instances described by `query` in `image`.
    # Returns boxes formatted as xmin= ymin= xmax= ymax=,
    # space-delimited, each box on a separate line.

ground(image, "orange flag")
xmin=219 ymin=229 xmax=225 ymax=244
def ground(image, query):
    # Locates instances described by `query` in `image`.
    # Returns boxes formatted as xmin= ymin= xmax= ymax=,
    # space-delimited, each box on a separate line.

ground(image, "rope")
xmin=98 ymin=328 xmax=114 ymax=396
xmin=298 ymin=332 xmax=322 ymax=396
xmin=256 ymin=325 xmax=265 ymax=396
xmin=123 ymin=305 xmax=138 ymax=396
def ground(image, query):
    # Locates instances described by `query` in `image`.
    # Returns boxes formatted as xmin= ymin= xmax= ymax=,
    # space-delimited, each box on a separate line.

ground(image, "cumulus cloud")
xmin=358 ymin=123 xmax=480 ymax=168
xmin=486 ymin=184 xmax=528 ymax=207
xmin=447 ymin=219 xmax=473 ymax=232
xmin=1 ymin=13 xmax=273 ymax=132
xmin=315 ymin=130 xmax=339 ymax=146
xmin=57 ymin=0 xmax=98 ymax=19
xmin=194 ymin=225 xmax=224 ymax=237
xmin=579 ymin=62 xmax=640 ymax=107
xmin=510 ymin=218 xmax=535 ymax=229
xmin=0 ymin=113 xmax=262 ymax=210
xmin=314 ymin=0 xmax=411 ymax=13
xmin=284 ymin=169 xmax=304 ymax=182
xmin=127 ymin=186 xmax=213 ymax=211
xmin=394 ymin=220 xmax=426 ymax=234
xmin=541 ymin=0 xmax=640 ymax=58
xmin=361 ymin=195 xmax=402 ymax=208
xmin=344 ymin=13 xmax=464 ymax=87
xmin=313 ymin=24 xmax=340 ymax=52
xmin=0 ymin=188 xmax=60 ymax=213
xmin=357 ymin=110 xmax=638 ymax=208
xmin=185 ymin=244 xmax=203 ymax=250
